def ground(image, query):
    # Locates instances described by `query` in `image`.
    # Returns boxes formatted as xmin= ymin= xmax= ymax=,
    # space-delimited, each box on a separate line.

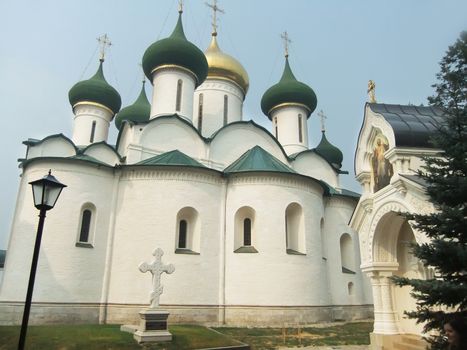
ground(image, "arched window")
xmin=348 ymin=282 xmax=354 ymax=295
xmin=175 ymin=207 xmax=200 ymax=254
xmin=274 ymin=117 xmax=279 ymax=138
xmin=198 ymin=93 xmax=203 ymax=132
xmin=298 ymin=114 xmax=303 ymax=143
xmin=243 ymin=218 xmax=251 ymax=246
xmin=178 ymin=220 xmax=187 ymax=248
xmin=90 ymin=121 xmax=96 ymax=143
xmin=285 ymin=203 xmax=305 ymax=254
xmin=223 ymin=95 xmax=228 ymax=125
xmin=176 ymin=79 xmax=183 ymax=112
xmin=234 ymin=207 xmax=257 ymax=253
xmin=320 ymin=218 xmax=326 ymax=260
xmin=340 ymin=233 xmax=355 ymax=273
xmin=76 ymin=204 xmax=96 ymax=248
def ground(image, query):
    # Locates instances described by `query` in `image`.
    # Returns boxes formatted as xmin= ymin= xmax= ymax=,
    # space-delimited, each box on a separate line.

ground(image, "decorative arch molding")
xmin=355 ymin=105 xmax=396 ymax=176
xmin=368 ymin=200 xmax=412 ymax=263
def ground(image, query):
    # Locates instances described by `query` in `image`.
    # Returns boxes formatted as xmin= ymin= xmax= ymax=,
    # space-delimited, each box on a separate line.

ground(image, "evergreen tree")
xmin=393 ymin=31 xmax=467 ymax=348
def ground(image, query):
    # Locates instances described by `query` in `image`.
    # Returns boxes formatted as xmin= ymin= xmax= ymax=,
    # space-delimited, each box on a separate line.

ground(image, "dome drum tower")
xmin=193 ymin=33 xmax=249 ymax=136
xmin=142 ymin=11 xmax=208 ymax=124
xmin=68 ymin=60 xmax=122 ymax=146
xmin=261 ymin=56 xmax=317 ymax=156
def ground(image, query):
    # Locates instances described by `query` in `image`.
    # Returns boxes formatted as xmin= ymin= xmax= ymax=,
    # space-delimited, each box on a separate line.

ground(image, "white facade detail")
xmin=72 ymin=102 xmax=114 ymax=145
xmin=351 ymin=103 xmax=439 ymax=349
xmin=271 ymin=104 xmax=309 ymax=155
xmin=193 ymin=79 xmax=244 ymax=136
xmin=150 ymin=67 xmax=196 ymax=122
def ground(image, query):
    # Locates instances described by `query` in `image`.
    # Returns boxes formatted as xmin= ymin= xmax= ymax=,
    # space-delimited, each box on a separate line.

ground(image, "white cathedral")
xmin=0 ymin=8 xmax=374 ymax=326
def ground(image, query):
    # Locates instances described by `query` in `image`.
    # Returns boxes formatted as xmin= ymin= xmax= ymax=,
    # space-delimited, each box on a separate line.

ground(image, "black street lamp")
xmin=18 ymin=170 xmax=66 ymax=350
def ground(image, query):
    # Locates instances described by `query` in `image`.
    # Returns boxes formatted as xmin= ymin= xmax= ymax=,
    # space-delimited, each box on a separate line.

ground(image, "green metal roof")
xmin=142 ymin=13 xmax=208 ymax=86
xmin=328 ymin=187 xmax=360 ymax=199
xmin=224 ymin=146 xmax=296 ymax=174
xmin=314 ymin=131 xmax=343 ymax=169
xmin=68 ymin=154 xmax=113 ymax=166
xmin=261 ymin=57 xmax=317 ymax=119
xmin=68 ymin=60 xmax=122 ymax=114
xmin=115 ymin=82 xmax=151 ymax=130
xmin=136 ymin=150 xmax=206 ymax=168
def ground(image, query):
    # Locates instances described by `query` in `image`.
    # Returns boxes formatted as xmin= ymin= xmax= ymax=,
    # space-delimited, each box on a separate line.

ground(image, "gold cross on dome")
xmin=97 ymin=34 xmax=112 ymax=61
xmin=281 ymin=31 xmax=292 ymax=57
xmin=318 ymin=110 xmax=327 ymax=132
xmin=178 ymin=0 xmax=184 ymax=13
xmin=205 ymin=0 xmax=225 ymax=35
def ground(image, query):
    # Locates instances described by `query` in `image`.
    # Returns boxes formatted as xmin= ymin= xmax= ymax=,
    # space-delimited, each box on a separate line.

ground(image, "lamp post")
xmin=18 ymin=170 xmax=66 ymax=350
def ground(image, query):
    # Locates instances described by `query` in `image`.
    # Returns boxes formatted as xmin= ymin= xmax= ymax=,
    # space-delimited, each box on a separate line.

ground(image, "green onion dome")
xmin=142 ymin=13 xmax=208 ymax=86
xmin=68 ymin=60 xmax=122 ymax=115
xmin=115 ymin=81 xmax=151 ymax=130
xmin=261 ymin=57 xmax=317 ymax=120
xmin=315 ymin=131 xmax=343 ymax=169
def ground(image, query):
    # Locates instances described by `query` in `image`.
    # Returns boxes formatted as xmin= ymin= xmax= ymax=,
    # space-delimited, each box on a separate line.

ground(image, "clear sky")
xmin=0 ymin=0 xmax=466 ymax=249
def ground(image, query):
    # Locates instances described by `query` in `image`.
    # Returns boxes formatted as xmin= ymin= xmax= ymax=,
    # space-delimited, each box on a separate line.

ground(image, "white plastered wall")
xmin=209 ymin=124 xmax=288 ymax=170
xmin=106 ymin=169 xmax=223 ymax=306
xmin=224 ymin=173 xmax=329 ymax=306
xmin=292 ymin=152 xmax=339 ymax=188
xmin=323 ymin=197 xmax=371 ymax=306
xmin=0 ymin=162 xmax=115 ymax=303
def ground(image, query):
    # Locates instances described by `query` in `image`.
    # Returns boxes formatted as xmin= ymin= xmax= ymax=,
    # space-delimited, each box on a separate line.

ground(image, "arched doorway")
xmin=367 ymin=205 xmax=425 ymax=337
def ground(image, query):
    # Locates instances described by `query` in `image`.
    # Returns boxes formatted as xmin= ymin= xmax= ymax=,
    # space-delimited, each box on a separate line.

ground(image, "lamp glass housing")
xmin=29 ymin=172 xmax=67 ymax=210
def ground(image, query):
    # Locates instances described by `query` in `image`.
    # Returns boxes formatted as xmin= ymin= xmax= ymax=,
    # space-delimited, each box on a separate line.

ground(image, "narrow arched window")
xmin=348 ymin=282 xmax=354 ymax=295
xmin=90 ymin=121 xmax=96 ymax=143
xmin=176 ymin=79 xmax=183 ymax=112
xmin=298 ymin=114 xmax=303 ymax=143
xmin=243 ymin=218 xmax=251 ymax=246
xmin=274 ymin=117 xmax=279 ymax=138
xmin=79 ymin=209 xmax=92 ymax=242
xmin=178 ymin=220 xmax=187 ymax=248
xmin=340 ymin=233 xmax=355 ymax=273
xmin=198 ymin=93 xmax=203 ymax=132
xmin=223 ymin=95 xmax=228 ymax=125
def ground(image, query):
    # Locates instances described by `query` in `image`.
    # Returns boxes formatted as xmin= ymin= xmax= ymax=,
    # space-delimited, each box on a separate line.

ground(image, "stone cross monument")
xmin=139 ymin=248 xmax=175 ymax=308
xmin=132 ymin=248 xmax=175 ymax=343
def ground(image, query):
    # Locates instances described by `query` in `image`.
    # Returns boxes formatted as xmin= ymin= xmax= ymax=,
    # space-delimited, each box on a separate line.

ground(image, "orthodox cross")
xmin=318 ymin=110 xmax=327 ymax=132
xmin=97 ymin=34 xmax=112 ymax=62
xmin=281 ymin=31 xmax=292 ymax=57
xmin=206 ymin=0 xmax=224 ymax=35
xmin=139 ymin=248 xmax=175 ymax=308
xmin=367 ymin=80 xmax=376 ymax=103
xmin=178 ymin=0 xmax=184 ymax=13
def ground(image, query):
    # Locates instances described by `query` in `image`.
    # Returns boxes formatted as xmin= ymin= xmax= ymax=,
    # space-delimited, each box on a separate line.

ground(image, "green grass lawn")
xmin=0 ymin=324 xmax=241 ymax=350
xmin=213 ymin=322 xmax=372 ymax=349
xmin=0 ymin=321 xmax=372 ymax=350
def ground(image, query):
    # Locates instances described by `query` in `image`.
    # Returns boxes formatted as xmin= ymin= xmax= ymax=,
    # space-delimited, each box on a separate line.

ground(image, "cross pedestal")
xmin=133 ymin=309 xmax=172 ymax=343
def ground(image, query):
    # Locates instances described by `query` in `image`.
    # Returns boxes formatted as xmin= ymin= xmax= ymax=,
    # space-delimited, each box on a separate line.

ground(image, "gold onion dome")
xmin=204 ymin=34 xmax=249 ymax=95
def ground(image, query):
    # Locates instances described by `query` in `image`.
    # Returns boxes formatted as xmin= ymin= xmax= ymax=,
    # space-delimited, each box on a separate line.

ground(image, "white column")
xmin=370 ymin=271 xmax=399 ymax=335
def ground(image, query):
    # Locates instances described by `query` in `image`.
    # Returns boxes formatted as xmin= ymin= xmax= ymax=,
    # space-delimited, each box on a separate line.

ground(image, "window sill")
xmin=342 ymin=266 xmax=356 ymax=274
xmin=234 ymin=246 xmax=258 ymax=253
xmin=175 ymin=248 xmax=200 ymax=255
xmin=286 ymin=249 xmax=306 ymax=255
xmin=76 ymin=242 xmax=93 ymax=248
